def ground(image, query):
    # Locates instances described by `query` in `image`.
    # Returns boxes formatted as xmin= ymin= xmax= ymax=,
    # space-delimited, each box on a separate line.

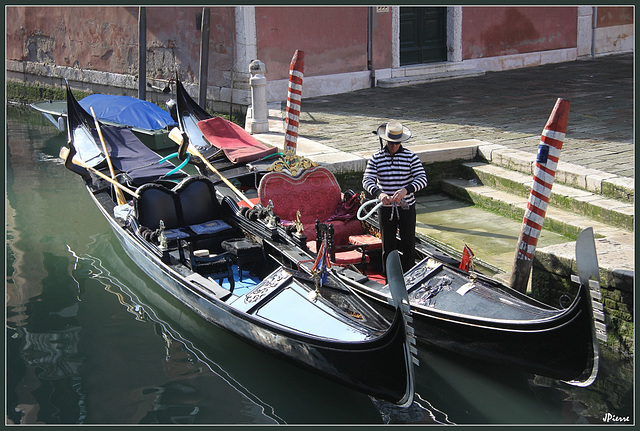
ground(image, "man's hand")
xmin=392 ymin=188 xmax=408 ymax=203
xmin=379 ymin=192 xmax=391 ymax=205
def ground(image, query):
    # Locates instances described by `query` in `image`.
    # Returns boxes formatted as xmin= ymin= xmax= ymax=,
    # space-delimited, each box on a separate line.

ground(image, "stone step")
xmin=442 ymin=178 xmax=632 ymax=241
xmin=377 ymin=68 xmax=485 ymax=88
xmin=461 ymin=161 xmax=634 ymax=231
xmin=477 ymin=143 xmax=634 ymax=204
xmin=440 ymin=177 xmax=633 ymax=273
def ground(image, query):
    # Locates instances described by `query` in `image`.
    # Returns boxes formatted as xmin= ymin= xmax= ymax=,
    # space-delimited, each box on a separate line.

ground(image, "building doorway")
xmin=400 ymin=7 xmax=447 ymax=66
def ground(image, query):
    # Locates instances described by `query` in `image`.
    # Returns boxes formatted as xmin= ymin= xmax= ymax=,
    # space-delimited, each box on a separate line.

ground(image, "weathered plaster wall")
xmin=596 ymin=6 xmax=633 ymax=27
xmin=461 ymin=7 xmax=578 ymax=60
xmin=255 ymin=6 xmax=388 ymax=81
xmin=5 ymin=6 xmax=235 ymax=87
xmin=6 ymin=7 xmax=139 ymax=72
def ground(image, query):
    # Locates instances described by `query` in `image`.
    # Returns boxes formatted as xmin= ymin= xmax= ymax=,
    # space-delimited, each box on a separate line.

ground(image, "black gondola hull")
xmin=344 ymin=272 xmax=597 ymax=383
xmin=89 ymin=190 xmax=415 ymax=406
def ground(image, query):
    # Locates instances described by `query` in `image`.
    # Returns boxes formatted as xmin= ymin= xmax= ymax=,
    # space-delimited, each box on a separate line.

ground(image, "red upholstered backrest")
xmin=258 ymin=166 xmax=342 ymax=224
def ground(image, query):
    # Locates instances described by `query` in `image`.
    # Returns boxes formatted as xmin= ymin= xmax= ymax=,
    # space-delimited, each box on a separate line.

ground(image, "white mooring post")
xmin=245 ymin=59 xmax=269 ymax=134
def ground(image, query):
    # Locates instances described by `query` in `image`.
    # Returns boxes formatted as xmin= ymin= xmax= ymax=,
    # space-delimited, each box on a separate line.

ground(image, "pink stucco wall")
xmin=5 ymin=6 xmax=234 ymax=85
xmin=597 ymin=7 xmax=633 ymax=27
xmin=461 ymin=7 xmax=578 ymax=60
xmin=6 ymin=7 xmax=139 ymax=71
xmin=255 ymin=6 xmax=392 ymax=81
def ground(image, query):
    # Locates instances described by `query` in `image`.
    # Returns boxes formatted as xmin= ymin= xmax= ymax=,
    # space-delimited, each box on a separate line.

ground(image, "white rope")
xmin=357 ymin=199 xmax=383 ymax=221
xmin=357 ymin=198 xmax=410 ymax=221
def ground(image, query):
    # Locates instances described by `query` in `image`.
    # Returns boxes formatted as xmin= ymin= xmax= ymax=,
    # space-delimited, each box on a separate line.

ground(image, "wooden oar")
xmin=90 ymin=107 xmax=127 ymax=205
xmin=59 ymin=147 xmax=140 ymax=199
xmin=168 ymin=128 xmax=255 ymax=208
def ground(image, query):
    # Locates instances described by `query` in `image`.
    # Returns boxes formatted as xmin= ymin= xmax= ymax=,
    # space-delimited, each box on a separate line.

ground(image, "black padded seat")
xmin=135 ymin=183 xmax=179 ymax=230
xmin=173 ymin=175 xmax=223 ymax=226
xmin=172 ymin=176 xmax=236 ymax=253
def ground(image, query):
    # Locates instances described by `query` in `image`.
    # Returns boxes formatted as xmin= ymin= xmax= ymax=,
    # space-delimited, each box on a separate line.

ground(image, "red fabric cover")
xmin=306 ymin=241 xmax=370 ymax=265
xmin=259 ymin=167 xmax=365 ymax=242
xmin=238 ymin=197 xmax=260 ymax=208
xmin=348 ymin=234 xmax=383 ymax=250
xmin=197 ymin=117 xmax=278 ymax=164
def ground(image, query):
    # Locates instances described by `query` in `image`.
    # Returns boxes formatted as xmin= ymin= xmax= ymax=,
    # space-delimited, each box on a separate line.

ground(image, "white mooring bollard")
xmin=245 ymin=59 xmax=269 ymax=134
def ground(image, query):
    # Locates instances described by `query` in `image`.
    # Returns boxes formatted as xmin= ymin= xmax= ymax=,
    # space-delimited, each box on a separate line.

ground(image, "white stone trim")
xmin=594 ymin=23 xmax=634 ymax=56
xmin=391 ymin=6 xmax=400 ymax=69
xmin=447 ymin=6 xmax=463 ymax=63
xmin=460 ymin=48 xmax=579 ymax=72
xmin=576 ymin=6 xmax=595 ymax=58
xmin=234 ymin=6 xmax=257 ymax=74
xmin=266 ymin=70 xmax=373 ymax=103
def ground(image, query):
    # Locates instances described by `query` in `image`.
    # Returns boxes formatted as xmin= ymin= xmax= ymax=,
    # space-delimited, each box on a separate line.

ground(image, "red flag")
xmin=459 ymin=244 xmax=474 ymax=271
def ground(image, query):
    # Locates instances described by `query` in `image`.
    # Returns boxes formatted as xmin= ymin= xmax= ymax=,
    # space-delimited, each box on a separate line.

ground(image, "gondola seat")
xmin=258 ymin=166 xmax=382 ymax=258
xmin=308 ymin=221 xmax=370 ymax=270
xmin=134 ymin=183 xmax=192 ymax=242
xmin=173 ymin=176 xmax=237 ymax=252
xmin=134 ymin=177 xmax=237 ymax=282
xmin=257 ymin=166 xmax=362 ymax=244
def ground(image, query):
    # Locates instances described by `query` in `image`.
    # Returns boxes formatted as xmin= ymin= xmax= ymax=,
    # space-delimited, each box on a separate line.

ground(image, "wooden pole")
xmin=284 ymin=50 xmax=304 ymax=154
xmin=510 ymin=98 xmax=570 ymax=292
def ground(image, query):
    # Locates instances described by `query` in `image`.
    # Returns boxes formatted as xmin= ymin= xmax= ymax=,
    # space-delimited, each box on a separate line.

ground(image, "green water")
xmin=6 ymin=104 xmax=633 ymax=425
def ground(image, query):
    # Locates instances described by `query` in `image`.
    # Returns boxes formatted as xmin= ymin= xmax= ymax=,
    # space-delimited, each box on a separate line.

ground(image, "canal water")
xmin=6 ymin=104 xmax=634 ymax=425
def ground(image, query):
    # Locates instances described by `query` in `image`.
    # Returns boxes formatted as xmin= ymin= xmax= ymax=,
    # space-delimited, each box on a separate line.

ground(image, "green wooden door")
xmin=400 ymin=7 xmax=447 ymax=66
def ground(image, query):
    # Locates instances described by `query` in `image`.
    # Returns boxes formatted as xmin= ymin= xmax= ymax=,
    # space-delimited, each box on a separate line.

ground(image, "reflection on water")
xmin=6 ymin=104 xmax=634 ymax=425
xmin=67 ymin=246 xmax=284 ymax=424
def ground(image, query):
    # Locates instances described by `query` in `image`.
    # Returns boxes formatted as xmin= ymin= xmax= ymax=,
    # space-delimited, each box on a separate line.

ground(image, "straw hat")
xmin=377 ymin=121 xmax=412 ymax=142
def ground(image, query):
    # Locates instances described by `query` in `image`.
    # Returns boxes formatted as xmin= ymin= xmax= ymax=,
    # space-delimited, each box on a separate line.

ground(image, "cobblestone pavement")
xmin=297 ymin=53 xmax=634 ymax=179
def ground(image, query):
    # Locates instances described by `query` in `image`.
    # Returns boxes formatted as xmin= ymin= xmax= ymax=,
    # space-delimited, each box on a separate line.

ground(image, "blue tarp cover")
xmin=79 ymin=94 xmax=177 ymax=131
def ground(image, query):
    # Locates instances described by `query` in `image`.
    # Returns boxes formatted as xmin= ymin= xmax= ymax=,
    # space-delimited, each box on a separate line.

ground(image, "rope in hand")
xmin=389 ymin=198 xmax=409 ymax=221
xmin=357 ymin=199 xmax=383 ymax=221
xmin=357 ymin=198 xmax=409 ymax=221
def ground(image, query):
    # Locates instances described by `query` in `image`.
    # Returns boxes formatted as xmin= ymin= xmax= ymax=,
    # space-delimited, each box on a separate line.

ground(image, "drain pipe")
xmin=367 ymin=7 xmax=375 ymax=88
xmin=199 ymin=7 xmax=211 ymax=109
xmin=138 ymin=7 xmax=146 ymax=100
xmin=591 ymin=6 xmax=598 ymax=58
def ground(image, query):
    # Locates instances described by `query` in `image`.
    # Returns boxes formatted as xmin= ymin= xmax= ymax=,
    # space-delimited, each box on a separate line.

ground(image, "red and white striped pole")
xmin=510 ymin=98 xmax=570 ymax=293
xmin=284 ymin=50 xmax=304 ymax=154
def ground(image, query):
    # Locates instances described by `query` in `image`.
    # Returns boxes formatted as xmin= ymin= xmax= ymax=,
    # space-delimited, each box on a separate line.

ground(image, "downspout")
xmin=229 ymin=7 xmax=236 ymax=119
xmin=591 ymin=6 xmax=598 ymax=58
xmin=138 ymin=7 xmax=146 ymax=100
xmin=199 ymin=7 xmax=211 ymax=109
xmin=367 ymin=7 xmax=375 ymax=88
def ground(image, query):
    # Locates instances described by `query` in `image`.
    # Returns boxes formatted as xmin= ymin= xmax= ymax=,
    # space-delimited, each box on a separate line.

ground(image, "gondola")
xmin=164 ymin=75 xmax=603 ymax=386
xmin=216 ymin=150 xmax=604 ymax=387
xmin=31 ymin=93 xmax=178 ymax=150
xmin=59 ymin=83 xmax=418 ymax=407
xmin=169 ymin=77 xmax=281 ymax=198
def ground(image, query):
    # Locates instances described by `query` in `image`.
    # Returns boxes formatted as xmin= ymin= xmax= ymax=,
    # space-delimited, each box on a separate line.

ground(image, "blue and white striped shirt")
xmin=362 ymin=146 xmax=428 ymax=206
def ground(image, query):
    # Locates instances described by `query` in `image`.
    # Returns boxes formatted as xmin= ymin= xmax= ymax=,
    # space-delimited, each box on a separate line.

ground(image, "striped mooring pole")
xmin=510 ymin=98 xmax=571 ymax=293
xmin=284 ymin=50 xmax=304 ymax=154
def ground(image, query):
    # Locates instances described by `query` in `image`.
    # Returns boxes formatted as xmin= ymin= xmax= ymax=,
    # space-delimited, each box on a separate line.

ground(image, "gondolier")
xmin=363 ymin=121 xmax=428 ymax=272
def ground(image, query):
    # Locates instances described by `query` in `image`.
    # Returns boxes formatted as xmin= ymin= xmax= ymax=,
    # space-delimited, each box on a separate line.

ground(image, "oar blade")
xmin=387 ymin=250 xmax=410 ymax=314
xmin=575 ymin=227 xmax=600 ymax=285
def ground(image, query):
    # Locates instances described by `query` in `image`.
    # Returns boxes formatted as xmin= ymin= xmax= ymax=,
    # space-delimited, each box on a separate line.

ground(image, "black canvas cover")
xmin=95 ymin=125 xmax=184 ymax=185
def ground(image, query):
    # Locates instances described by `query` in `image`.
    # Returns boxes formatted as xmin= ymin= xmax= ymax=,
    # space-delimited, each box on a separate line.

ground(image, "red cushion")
xmin=334 ymin=250 xmax=369 ymax=265
xmin=197 ymin=117 xmax=278 ymax=164
xmin=301 ymin=219 xmax=362 ymax=243
xmin=349 ymin=234 xmax=382 ymax=250
xmin=305 ymin=241 xmax=369 ymax=265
